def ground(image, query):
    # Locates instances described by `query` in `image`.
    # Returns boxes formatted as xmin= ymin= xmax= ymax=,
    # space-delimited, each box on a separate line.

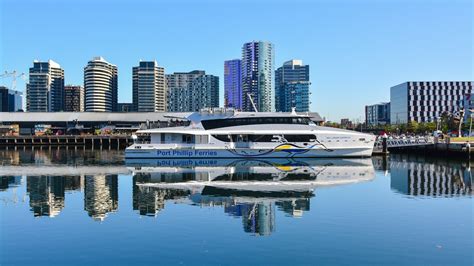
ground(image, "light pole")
xmin=469 ymin=110 xmax=474 ymax=143
xmin=458 ymin=108 xmax=465 ymax=137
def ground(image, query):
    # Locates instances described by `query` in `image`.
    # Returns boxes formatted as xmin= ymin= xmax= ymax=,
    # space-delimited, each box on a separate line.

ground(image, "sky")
xmin=0 ymin=0 xmax=472 ymax=121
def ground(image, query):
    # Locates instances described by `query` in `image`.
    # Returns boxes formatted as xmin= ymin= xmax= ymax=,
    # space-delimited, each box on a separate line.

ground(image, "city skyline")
xmin=1 ymin=0 xmax=471 ymax=120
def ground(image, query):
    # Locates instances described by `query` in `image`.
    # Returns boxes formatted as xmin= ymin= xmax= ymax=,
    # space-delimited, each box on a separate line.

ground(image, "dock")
xmin=0 ymin=135 xmax=133 ymax=149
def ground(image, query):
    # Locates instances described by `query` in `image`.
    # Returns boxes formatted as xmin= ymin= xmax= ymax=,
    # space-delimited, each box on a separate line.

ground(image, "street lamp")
xmin=469 ymin=109 xmax=474 ymax=143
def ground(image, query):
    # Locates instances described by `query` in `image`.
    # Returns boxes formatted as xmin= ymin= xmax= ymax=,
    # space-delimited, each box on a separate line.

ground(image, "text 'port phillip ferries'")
xmin=125 ymin=108 xmax=376 ymax=159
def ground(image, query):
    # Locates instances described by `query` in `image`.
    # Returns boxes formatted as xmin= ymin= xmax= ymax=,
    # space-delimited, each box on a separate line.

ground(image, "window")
xmin=284 ymin=134 xmax=316 ymax=142
xmin=201 ymin=117 xmax=311 ymax=130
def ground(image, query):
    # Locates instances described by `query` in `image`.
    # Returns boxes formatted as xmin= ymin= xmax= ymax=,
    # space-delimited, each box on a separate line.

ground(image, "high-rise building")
xmin=365 ymin=102 xmax=390 ymax=126
xmin=27 ymin=60 xmax=64 ymax=112
xmin=132 ymin=61 xmax=166 ymax=112
xmin=224 ymin=59 xmax=242 ymax=109
xmin=275 ymin=60 xmax=310 ymax=112
xmin=64 ymin=85 xmax=84 ymax=112
xmin=166 ymin=70 xmax=219 ymax=112
xmin=84 ymin=57 xmax=118 ymax=112
xmin=241 ymin=41 xmax=274 ymax=112
xmin=390 ymin=81 xmax=472 ymax=124
xmin=0 ymin=86 xmax=23 ymax=112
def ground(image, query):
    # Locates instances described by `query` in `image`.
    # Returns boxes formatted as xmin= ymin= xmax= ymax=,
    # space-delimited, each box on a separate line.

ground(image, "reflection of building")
xmin=390 ymin=157 xmax=473 ymax=196
xmin=0 ymin=176 xmax=22 ymax=191
xmin=275 ymin=199 xmax=310 ymax=218
xmin=133 ymin=174 xmax=190 ymax=216
xmin=27 ymin=176 xmax=65 ymax=217
xmin=241 ymin=203 xmax=275 ymax=236
xmin=390 ymin=81 xmax=472 ymax=124
xmin=84 ymin=175 xmax=118 ymax=221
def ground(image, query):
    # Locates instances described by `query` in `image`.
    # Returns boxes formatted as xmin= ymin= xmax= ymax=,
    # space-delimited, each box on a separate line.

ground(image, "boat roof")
xmin=137 ymin=124 xmax=368 ymax=136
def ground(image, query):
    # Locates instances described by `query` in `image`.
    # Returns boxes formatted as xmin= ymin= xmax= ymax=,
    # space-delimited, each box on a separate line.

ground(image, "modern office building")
xmin=132 ymin=61 xmax=166 ymax=112
xmin=390 ymin=81 xmax=473 ymax=124
xmin=275 ymin=60 xmax=310 ymax=112
xmin=64 ymin=85 xmax=84 ymax=112
xmin=241 ymin=41 xmax=274 ymax=112
xmin=0 ymin=86 xmax=23 ymax=112
xmin=166 ymin=70 xmax=219 ymax=112
xmin=84 ymin=57 xmax=118 ymax=112
xmin=365 ymin=102 xmax=390 ymax=126
xmin=26 ymin=60 xmax=64 ymax=112
xmin=462 ymin=93 xmax=474 ymax=122
xmin=224 ymin=59 xmax=242 ymax=109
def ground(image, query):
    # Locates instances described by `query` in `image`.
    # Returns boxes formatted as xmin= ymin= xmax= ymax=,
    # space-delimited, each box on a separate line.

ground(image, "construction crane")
xmin=0 ymin=70 xmax=27 ymax=91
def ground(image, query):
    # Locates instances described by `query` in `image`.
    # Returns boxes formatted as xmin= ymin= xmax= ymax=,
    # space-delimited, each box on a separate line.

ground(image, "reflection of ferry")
xmin=125 ymin=109 xmax=375 ymax=159
xmin=128 ymin=158 xmax=375 ymax=192
xmin=131 ymin=158 xmax=375 ymax=235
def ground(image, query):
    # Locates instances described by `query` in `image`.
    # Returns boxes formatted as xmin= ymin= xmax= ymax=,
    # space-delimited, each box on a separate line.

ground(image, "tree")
xmin=407 ymin=121 xmax=419 ymax=133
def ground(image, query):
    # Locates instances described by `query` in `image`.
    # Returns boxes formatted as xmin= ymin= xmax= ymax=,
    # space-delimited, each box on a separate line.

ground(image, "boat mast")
xmin=247 ymin=93 xmax=258 ymax=112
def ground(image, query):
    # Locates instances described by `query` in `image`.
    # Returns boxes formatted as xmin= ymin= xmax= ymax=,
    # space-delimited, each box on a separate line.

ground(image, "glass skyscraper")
xmin=275 ymin=60 xmax=310 ymax=112
xmin=27 ymin=60 xmax=64 ymax=112
xmin=241 ymin=41 xmax=274 ymax=112
xmin=224 ymin=59 xmax=242 ymax=109
xmin=0 ymin=86 xmax=23 ymax=112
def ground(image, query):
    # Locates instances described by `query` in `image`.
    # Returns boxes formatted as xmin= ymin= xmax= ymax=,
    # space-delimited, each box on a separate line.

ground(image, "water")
xmin=0 ymin=149 xmax=472 ymax=265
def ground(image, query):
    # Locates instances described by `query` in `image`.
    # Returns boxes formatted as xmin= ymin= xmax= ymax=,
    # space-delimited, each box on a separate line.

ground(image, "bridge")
xmin=373 ymin=136 xmax=435 ymax=154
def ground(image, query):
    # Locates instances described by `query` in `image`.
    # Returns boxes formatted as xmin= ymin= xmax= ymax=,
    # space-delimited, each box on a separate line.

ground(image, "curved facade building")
xmin=84 ymin=57 xmax=118 ymax=112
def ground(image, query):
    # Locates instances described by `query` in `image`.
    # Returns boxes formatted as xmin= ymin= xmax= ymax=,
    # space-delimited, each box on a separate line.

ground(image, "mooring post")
xmin=382 ymin=133 xmax=388 ymax=155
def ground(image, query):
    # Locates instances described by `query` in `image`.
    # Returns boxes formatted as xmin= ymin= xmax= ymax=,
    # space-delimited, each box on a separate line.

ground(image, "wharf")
xmin=0 ymin=135 xmax=132 ymax=149
xmin=373 ymin=142 xmax=474 ymax=158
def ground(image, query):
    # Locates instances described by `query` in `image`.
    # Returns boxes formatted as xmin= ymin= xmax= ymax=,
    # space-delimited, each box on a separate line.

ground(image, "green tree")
xmin=407 ymin=121 xmax=419 ymax=133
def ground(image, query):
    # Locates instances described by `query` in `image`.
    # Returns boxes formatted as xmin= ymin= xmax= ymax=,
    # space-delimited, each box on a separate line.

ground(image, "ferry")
xmin=125 ymin=108 xmax=376 ymax=159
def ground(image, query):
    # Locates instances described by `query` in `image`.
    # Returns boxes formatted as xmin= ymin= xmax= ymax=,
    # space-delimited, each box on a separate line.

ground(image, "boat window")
xmin=248 ymin=135 xmax=276 ymax=142
xmin=212 ymin=135 xmax=230 ymax=142
xmin=182 ymin=134 xmax=195 ymax=144
xmin=201 ymin=117 xmax=311 ymax=130
xmin=160 ymin=133 xmax=165 ymax=144
xmin=284 ymin=134 xmax=317 ymax=142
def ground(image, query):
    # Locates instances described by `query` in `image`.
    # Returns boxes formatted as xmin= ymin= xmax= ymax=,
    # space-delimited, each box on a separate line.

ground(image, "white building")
xmin=84 ymin=57 xmax=118 ymax=112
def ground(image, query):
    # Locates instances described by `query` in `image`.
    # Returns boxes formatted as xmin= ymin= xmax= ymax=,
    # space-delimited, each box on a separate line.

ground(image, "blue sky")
xmin=0 ymin=0 xmax=471 ymax=120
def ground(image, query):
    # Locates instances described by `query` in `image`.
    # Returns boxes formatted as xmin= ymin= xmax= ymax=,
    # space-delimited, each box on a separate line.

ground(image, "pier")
xmin=0 ymin=135 xmax=133 ymax=149
xmin=373 ymin=136 xmax=473 ymax=158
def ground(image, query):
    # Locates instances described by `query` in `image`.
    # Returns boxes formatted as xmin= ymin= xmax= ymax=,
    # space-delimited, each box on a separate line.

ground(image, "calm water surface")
xmin=0 ymin=149 xmax=472 ymax=265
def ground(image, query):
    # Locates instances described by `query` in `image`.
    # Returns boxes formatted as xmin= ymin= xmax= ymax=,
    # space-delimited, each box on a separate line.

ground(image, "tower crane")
xmin=0 ymin=70 xmax=28 ymax=91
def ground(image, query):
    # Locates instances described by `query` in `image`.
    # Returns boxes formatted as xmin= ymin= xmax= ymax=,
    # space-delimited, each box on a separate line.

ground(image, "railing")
xmin=374 ymin=136 xmax=434 ymax=149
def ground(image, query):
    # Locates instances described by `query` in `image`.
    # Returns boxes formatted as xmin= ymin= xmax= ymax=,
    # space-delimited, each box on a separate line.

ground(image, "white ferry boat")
xmin=125 ymin=109 xmax=375 ymax=159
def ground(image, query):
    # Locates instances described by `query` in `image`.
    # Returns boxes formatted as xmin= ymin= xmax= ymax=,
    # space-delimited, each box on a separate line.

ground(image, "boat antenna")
xmin=247 ymin=93 xmax=258 ymax=112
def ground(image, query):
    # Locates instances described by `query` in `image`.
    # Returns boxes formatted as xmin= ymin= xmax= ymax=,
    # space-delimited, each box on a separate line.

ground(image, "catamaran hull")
xmin=125 ymin=146 xmax=374 ymax=158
